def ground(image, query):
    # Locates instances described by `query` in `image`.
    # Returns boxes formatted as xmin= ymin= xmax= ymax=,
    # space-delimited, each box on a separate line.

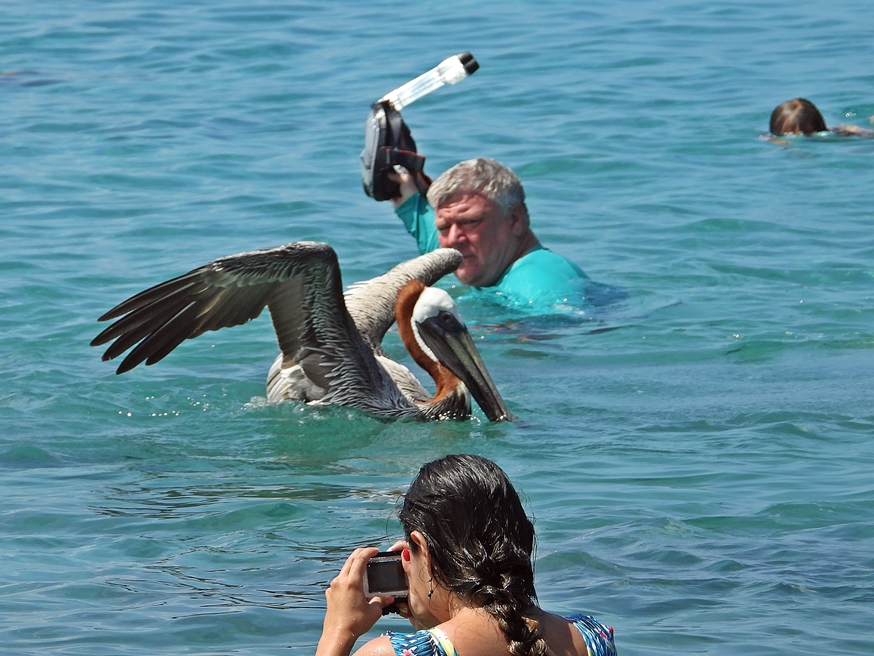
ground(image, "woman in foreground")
xmin=316 ymin=454 xmax=617 ymax=656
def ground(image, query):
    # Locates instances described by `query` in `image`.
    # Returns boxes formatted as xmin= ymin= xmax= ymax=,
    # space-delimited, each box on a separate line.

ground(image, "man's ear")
xmin=510 ymin=203 xmax=529 ymax=235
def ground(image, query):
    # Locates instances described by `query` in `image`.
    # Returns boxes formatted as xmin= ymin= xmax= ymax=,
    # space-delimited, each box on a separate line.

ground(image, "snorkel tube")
xmin=380 ymin=52 xmax=479 ymax=111
xmin=361 ymin=52 xmax=479 ymax=201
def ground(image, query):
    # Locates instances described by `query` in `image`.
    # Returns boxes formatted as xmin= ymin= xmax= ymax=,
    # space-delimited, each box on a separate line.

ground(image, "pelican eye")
xmin=439 ymin=311 xmax=456 ymax=324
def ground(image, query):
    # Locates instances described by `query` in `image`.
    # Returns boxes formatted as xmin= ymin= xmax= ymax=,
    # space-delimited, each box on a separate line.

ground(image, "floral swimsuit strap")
xmin=566 ymin=614 xmax=617 ymax=656
xmin=387 ymin=627 xmax=455 ymax=656
xmin=425 ymin=628 xmax=456 ymax=656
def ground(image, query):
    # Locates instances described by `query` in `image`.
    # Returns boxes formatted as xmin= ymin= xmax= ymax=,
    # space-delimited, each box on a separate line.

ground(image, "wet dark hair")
xmin=399 ymin=454 xmax=547 ymax=656
xmin=770 ymin=98 xmax=828 ymax=135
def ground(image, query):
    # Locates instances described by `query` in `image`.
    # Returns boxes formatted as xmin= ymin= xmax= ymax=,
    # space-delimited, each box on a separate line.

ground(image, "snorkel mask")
xmin=361 ymin=52 xmax=479 ymax=201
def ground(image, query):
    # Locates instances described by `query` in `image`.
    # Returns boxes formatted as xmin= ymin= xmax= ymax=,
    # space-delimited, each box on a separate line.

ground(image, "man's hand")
xmin=388 ymin=167 xmax=421 ymax=208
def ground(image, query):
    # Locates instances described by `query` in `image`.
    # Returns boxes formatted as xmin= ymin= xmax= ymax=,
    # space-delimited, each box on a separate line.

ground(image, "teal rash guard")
xmin=395 ymin=193 xmax=589 ymax=310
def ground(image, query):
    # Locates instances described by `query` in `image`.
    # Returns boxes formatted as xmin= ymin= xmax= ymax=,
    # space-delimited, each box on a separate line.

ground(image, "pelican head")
xmin=411 ymin=287 xmax=515 ymax=422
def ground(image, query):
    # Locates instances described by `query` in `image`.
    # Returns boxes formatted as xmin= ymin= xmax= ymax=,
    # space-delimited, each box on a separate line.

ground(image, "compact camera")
xmin=364 ymin=551 xmax=408 ymax=598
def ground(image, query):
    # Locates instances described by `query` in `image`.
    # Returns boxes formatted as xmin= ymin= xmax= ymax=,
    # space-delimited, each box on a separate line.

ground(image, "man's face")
xmin=434 ymin=193 xmax=521 ymax=287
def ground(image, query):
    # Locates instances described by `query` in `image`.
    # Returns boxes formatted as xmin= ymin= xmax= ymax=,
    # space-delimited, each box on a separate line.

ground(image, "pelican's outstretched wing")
xmin=344 ymin=248 xmax=462 ymax=354
xmin=91 ymin=242 xmax=414 ymax=416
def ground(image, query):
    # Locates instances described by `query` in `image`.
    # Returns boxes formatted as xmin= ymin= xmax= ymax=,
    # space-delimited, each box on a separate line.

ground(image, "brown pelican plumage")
xmin=90 ymin=241 xmax=514 ymax=422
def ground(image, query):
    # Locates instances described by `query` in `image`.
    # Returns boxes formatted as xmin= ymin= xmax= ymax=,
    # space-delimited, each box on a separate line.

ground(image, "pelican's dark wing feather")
xmin=343 ymin=248 xmax=462 ymax=354
xmin=96 ymin=291 xmax=198 ymax=361
xmin=91 ymin=242 xmax=405 ymax=410
xmin=93 ymin=242 xmax=332 ymax=373
xmin=96 ymin=275 xmax=205 ymax=323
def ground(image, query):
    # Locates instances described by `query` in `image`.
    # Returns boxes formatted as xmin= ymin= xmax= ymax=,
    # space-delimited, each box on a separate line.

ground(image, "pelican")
xmin=91 ymin=241 xmax=514 ymax=422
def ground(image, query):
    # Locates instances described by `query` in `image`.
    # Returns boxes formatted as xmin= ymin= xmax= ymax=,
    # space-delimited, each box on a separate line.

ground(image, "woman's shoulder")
xmin=372 ymin=614 xmax=616 ymax=656
xmin=351 ymin=635 xmax=396 ymax=656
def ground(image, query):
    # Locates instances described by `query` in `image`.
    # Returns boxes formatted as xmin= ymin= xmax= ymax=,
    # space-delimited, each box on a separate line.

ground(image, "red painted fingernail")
xmin=402 ymin=549 xmax=410 ymax=561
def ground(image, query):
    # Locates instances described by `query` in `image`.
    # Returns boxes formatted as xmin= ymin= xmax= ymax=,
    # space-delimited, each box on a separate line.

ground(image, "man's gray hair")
xmin=426 ymin=157 xmax=528 ymax=220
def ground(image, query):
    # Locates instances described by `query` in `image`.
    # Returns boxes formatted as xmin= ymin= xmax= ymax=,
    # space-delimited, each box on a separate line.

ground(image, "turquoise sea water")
xmin=2 ymin=1 xmax=873 ymax=653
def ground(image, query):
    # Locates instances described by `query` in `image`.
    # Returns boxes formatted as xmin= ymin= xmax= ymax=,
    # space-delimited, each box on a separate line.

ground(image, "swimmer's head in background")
xmin=770 ymin=98 xmax=828 ymax=135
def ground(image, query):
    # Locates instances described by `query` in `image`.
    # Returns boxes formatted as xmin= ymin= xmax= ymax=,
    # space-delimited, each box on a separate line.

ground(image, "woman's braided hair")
xmin=399 ymin=455 xmax=548 ymax=656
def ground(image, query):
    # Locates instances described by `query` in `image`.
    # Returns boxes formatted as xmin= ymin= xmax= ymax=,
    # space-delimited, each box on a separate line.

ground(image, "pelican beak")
xmin=416 ymin=314 xmax=516 ymax=422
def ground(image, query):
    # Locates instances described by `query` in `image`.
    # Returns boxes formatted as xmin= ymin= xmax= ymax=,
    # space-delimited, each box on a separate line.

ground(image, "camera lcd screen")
xmin=366 ymin=553 xmax=407 ymax=596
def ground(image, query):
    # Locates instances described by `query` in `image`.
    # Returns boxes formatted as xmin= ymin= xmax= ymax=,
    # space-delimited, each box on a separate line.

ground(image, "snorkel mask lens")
xmin=360 ymin=103 xmax=388 ymax=199
xmin=361 ymin=52 xmax=478 ymax=202
xmin=360 ymin=100 xmax=425 ymax=201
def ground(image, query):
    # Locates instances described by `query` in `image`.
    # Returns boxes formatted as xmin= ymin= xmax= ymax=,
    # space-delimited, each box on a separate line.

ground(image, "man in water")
xmin=389 ymin=157 xmax=589 ymax=309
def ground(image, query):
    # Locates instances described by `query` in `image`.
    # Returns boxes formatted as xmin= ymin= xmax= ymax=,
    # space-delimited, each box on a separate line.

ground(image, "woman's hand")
xmin=383 ymin=538 xmax=434 ymax=631
xmin=382 ymin=539 xmax=415 ymax=625
xmin=316 ymin=547 xmax=395 ymax=656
